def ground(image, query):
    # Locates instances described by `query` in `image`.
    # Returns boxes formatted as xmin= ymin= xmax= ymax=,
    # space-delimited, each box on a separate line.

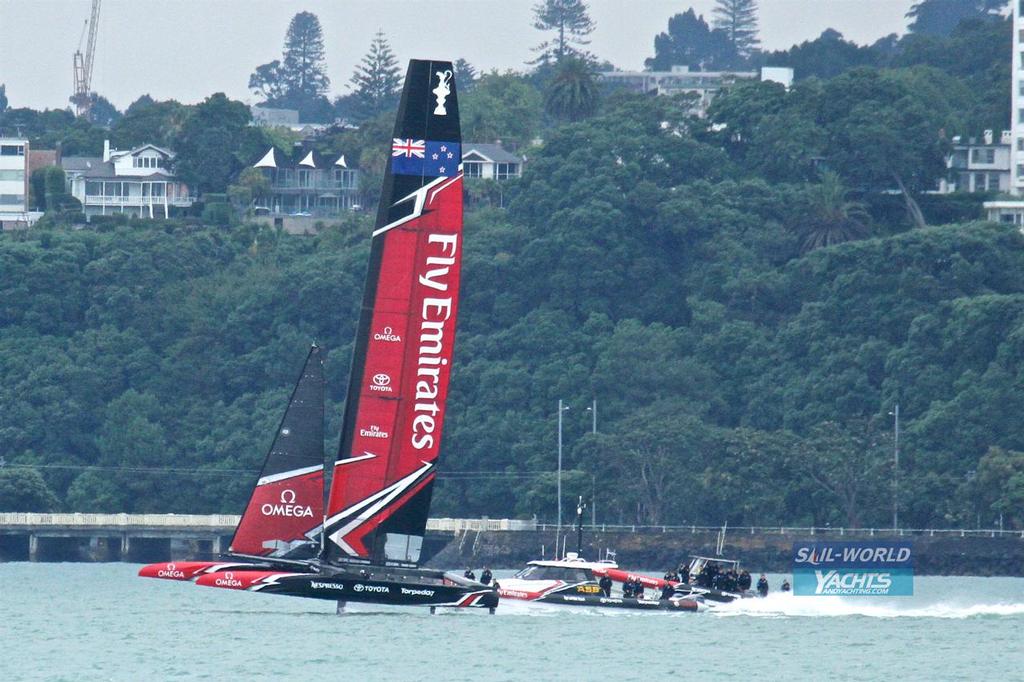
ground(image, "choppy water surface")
xmin=2 ymin=564 xmax=1023 ymax=681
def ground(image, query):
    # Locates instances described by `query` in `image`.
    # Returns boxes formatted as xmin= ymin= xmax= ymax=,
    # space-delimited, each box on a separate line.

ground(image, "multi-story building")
xmin=985 ymin=1 xmax=1024 ymax=224
xmin=62 ymin=140 xmax=194 ymax=219
xmin=0 ymin=137 xmax=30 ymax=228
xmin=939 ymin=130 xmax=1011 ymax=194
xmin=462 ymin=143 xmax=524 ymax=181
xmin=600 ymin=66 xmax=794 ymax=116
xmin=252 ymin=146 xmax=359 ymax=217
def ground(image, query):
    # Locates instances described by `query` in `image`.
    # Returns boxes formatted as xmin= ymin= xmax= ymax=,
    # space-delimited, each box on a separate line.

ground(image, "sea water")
xmin=2 ymin=563 xmax=1023 ymax=681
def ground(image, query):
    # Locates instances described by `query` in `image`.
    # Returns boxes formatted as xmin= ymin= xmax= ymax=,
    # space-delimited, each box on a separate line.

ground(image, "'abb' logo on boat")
xmin=261 ymin=489 xmax=315 ymax=517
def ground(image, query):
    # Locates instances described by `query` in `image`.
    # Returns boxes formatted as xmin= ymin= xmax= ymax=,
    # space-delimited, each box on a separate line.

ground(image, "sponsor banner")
xmin=792 ymin=541 xmax=913 ymax=596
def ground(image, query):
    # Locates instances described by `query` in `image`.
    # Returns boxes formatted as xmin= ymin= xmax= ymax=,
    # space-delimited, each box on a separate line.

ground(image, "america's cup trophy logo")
xmin=432 ymin=69 xmax=452 ymax=115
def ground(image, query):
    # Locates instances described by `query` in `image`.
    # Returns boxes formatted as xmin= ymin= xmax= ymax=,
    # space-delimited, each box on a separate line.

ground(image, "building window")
xmin=990 ymin=172 xmax=1002 ymax=190
xmin=971 ymin=149 xmax=980 ymax=163
xmin=0 ymin=169 xmax=25 ymax=181
xmin=297 ymin=169 xmax=312 ymax=188
xmin=0 ymin=145 xmax=25 ymax=156
xmin=985 ymin=149 xmax=995 ymax=163
xmin=974 ymin=172 xmax=985 ymax=190
xmin=0 ymin=193 xmax=25 ymax=206
xmin=85 ymin=181 xmax=103 ymax=196
xmin=463 ymin=161 xmax=483 ymax=178
xmin=495 ymin=163 xmax=518 ymax=179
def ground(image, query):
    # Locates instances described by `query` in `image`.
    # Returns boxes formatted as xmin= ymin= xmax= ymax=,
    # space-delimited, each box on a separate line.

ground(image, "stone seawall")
xmin=425 ymin=529 xmax=1024 ymax=576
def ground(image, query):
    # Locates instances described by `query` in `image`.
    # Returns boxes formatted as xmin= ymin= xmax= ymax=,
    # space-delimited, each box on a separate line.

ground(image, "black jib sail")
xmin=228 ymin=344 xmax=325 ymax=558
xmin=322 ymin=59 xmax=463 ymax=567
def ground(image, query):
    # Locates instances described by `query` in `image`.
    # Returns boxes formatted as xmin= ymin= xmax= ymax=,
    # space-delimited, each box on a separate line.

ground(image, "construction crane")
xmin=71 ymin=0 xmax=101 ymax=119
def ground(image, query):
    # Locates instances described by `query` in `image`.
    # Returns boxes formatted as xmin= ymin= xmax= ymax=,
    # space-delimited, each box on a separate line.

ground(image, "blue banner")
xmin=792 ymin=541 xmax=914 ymax=596
xmin=391 ymin=139 xmax=461 ymax=177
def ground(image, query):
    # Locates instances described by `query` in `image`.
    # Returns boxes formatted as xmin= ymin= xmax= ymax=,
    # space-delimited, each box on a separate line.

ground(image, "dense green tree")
xmin=453 ymin=58 xmax=478 ymax=92
xmin=543 ymin=57 xmax=600 ymax=122
xmin=713 ymin=0 xmax=760 ymax=59
xmin=461 ymin=72 xmax=542 ymax=147
xmin=762 ymin=29 xmax=878 ymax=80
xmin=0 ymin=468 xmax=60 ymax=512
xmin=906 ymin=0 xmax=1006 ymax=37
xmin=347 ymin=30 xmax=403 ymax=121
xmin=88 ymin=94 xmax=121 ymax=127
xmin=112 ymin=96 xmax=189 ymax=148
xmin=645 ymin=9 xmax=737 ymax=71
xmin=171 ymin=93 xmax=266 ymax=194
xmin=531 ymin=0 xmax=595 ymax=65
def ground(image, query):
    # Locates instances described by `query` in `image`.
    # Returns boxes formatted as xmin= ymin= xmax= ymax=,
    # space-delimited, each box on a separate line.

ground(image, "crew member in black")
xmin=663 ymin=569 xmax=678 ymax=583
xmin=739 ymin=569 xmax=752 ymax=593
xmin=660 ymin=582 xmax=675 ymax=600
xmin=679 ymin=564 xmax=690 ymax=585
xmin=480 ymin=568 xmax=493 ymax=585
xmin=781 ymin=579 xmax=791 ymax=592
xmin=622 ymin=579 xmax=635 ymax=598
xmin=599 ymin=575 xmax=613 ymax=597
xmin=464 ymin=567 xmax=476 ymax=581
xmin=756 ymin=574 xmax=769 ymax=597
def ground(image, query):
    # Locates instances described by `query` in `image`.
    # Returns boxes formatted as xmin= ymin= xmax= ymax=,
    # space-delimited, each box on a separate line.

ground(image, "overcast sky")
xmin=0 ymin=0 xmax=916 ymax=111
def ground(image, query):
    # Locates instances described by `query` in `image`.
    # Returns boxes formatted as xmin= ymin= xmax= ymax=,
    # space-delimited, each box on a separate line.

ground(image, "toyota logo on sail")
xmin=260 ymin=488 xmax=314 ymax=517
xmin=369 ymin=373 xmax=393 ymax=393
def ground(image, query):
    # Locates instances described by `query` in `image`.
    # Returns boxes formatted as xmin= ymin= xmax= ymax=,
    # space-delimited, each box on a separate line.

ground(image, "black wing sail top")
xmin=230 ymin=344 xmax=325 ymax=557
xmin=323 ymin=60 xmax=464 ymax=567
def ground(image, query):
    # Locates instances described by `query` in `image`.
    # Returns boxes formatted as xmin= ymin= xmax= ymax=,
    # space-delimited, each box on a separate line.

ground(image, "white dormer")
xmin=105 ymin=141 xmax=174 ymax=177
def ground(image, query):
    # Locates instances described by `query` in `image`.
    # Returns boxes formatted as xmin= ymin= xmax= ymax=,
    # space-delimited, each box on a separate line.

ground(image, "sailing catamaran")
xmin=143 ymin=60 xmax=497 ymax=612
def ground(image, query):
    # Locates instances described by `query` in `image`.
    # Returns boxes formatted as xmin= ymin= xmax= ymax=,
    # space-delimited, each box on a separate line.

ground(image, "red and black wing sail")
xmin=323 ymin=60 xmax=462 ymax=567
xmin=229 ymin=344 xmax=325 ymax=557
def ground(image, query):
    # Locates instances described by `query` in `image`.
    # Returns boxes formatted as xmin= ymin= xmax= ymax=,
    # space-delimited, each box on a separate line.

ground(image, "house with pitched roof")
xmin=252 ymin=145 xmax=358 ymax=217
xmin=462 ymin=143 xmax=524 ymax=181
xmin=62 ymin=140 xmax=194 ymax=219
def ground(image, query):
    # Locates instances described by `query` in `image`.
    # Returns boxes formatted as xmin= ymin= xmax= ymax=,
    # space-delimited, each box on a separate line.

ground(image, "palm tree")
xmin=799 ymin=172 xmax=871 ymax=253
xmin=543 ymin=57 xmax=600 ymax=123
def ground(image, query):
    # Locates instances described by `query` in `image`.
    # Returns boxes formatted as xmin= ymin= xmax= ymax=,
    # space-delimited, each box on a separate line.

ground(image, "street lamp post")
xmin=890 ymin=403 xmax=900 ymax=530
xmin=557 ymin=399 xmax=570 ymax=545
xmin=585 ymin=399 xmax=597 ymax=526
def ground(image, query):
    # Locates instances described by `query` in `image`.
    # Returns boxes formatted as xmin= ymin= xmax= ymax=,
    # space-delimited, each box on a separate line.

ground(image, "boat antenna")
xmin=576 ymin=495 xmax=586 ymax=558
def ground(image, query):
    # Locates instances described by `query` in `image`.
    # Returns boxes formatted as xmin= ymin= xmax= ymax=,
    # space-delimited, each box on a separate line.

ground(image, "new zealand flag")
xmin=391 ymin=139 xmax=461 ymax=177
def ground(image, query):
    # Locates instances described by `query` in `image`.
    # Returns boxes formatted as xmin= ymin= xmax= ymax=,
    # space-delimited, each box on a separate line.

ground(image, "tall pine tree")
xmin=348 ymin=30 xmax=403 ymax=121
xmin=248 ymin=12 xmax=331 ymax=121
xmin=532 ymin=0 xmax=595 ymax=65
xmin=713 ymin=0 xmax=759 ymax=59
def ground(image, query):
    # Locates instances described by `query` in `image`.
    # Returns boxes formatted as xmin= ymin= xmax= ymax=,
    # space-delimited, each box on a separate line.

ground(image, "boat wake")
xmin=711 ymin=592 xmax=1024 ymax=619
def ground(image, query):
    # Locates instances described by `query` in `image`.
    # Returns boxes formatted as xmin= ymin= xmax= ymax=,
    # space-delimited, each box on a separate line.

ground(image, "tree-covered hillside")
xmin=3 ymin=92 xmax=1024 ymax=529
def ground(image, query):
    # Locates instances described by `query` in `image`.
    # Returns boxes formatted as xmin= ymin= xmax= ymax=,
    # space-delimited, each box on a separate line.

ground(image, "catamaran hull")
xmin=196 ymin=569 xmax=498 ymax=609
xmin=138 ymin=560 xmax=275 ymax=582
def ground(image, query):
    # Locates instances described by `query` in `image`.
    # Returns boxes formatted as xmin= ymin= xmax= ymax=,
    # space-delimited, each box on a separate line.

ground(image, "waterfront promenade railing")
xmin=2 ymin=513 xmax=1020 ymax=539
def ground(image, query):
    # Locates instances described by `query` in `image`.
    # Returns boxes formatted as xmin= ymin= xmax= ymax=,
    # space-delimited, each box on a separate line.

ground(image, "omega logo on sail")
xmin=411 ymin=233 xmax=459 ymax=450
xmin=373 ymin=326 xmax=402 ymax=342
xmin=261 ymin=488 xmax=314 ymax=517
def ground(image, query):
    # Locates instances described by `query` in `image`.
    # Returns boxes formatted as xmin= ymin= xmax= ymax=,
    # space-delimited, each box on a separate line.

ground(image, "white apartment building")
xmin=985 ymin=0 xmax=1024 ymax=224
xmin=939 ymin=130 xmax=1012 ymax=194
xmin=0 ymin=137 xmax=30 ymax=227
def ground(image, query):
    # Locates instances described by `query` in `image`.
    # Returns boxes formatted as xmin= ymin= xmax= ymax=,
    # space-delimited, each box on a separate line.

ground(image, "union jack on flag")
xmin=392 ymin=138 xmax=425 ymax=159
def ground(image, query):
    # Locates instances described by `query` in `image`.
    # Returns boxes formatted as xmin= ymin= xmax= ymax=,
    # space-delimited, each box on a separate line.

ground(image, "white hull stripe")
xmin=257 ymin=464 xmax=323 ymax=487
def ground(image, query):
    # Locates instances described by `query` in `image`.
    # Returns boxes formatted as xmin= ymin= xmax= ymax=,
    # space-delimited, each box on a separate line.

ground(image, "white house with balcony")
xmin=62 ymin=140 xmax=194 ymax=219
